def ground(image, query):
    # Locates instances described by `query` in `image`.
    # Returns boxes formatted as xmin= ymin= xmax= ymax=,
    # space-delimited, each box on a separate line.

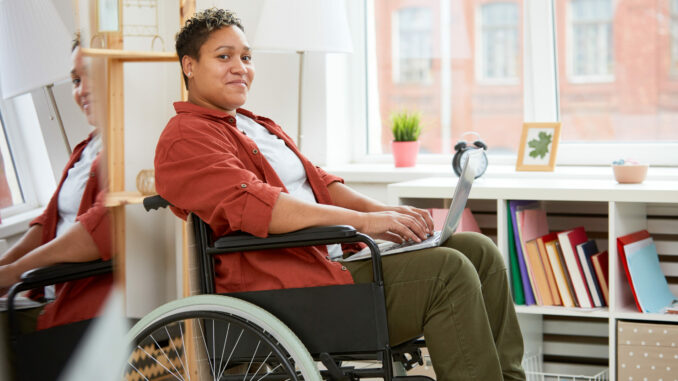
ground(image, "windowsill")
xmin=323 ymin=163 xmax=678 ymax=184
xmin=0 ymin=208 xmax=43 ymax=239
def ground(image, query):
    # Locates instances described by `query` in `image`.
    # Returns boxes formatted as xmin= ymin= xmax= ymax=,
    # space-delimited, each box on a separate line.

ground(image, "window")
xmin=369 ymin=0 xmax=524 ymax=156
xmin=393 ymin=7 xmax=434 ymax=84
xmin=555 ymin=0 xmax=678 ymax=148
xmin=477 ymin=2 xmax=520 ymax=82
xmin=0 ymin=110 xmax=24 ymax=211
xmin=567 ymin=0 xmax=613 ymax=81
xmin=360 ymin=0 xmax=678 ymax=165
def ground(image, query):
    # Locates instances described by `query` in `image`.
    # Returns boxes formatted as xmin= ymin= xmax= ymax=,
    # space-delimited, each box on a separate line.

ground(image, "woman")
xmin=0 ymin=36 xmax=112 ymax=331
xmin=155 ymin=8 xmax=525 ymax=380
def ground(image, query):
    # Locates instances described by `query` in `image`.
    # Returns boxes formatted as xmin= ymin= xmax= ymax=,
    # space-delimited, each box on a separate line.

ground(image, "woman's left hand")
xmin=377 ymin=205 xmax=435 ymax=235
xmin=0 ymin=264 xmax=21 ymax=297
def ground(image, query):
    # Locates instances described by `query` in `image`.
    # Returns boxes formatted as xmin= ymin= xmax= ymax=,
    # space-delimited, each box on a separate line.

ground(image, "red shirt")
xmin=29 ymin=133 xmax=112 ymax=330
xmin=155 ymin=102 xmax=354 ymax=293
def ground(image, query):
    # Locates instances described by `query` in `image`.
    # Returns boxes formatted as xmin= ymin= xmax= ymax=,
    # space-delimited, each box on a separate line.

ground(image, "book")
xmin=428 ymin=208 xmax=481 ymax=233
xmin=557 ymin=226 xmax=594 ymax=308
xmin=591 ymin=250 xmax=609 ymax=306
xmin=536 ymin=233 xmax=562 ymax=306
xmin=617 ymin=230 xmax=651 ymax=312
xmin=516 ymin=207 xmax=552 ymax=305
xmin=524 ymin=239 xmax=554 ymax=305
xmin=506 ymin=201 xmax=525 ymax=305
xmin=576 ymin=240 xmax=605 ymax=307
xmin=544 ymin=239 xmax=577 ymax=307
xmin=508 ymin=200 xmax=539 ymax=305
xmin=623 ymin=237 xmax=678 ymax=313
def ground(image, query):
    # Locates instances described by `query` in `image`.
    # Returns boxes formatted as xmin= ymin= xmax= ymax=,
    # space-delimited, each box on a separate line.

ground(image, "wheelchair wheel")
xmin=123 ymin=295 xmax=320 ymax=381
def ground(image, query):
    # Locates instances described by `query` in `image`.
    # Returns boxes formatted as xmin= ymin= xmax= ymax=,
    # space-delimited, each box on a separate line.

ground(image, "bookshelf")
xmin=387 ymin=176 xmax=678 ymax=379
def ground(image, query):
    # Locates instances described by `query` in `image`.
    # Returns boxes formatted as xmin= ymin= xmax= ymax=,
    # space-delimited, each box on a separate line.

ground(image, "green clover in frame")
xmin=528 ymin=131 xmax=552 ymax=159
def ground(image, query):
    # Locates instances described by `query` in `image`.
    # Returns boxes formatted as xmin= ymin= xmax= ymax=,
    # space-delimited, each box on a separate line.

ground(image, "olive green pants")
xmin=344 ymin=232 xmax=525 ymax=381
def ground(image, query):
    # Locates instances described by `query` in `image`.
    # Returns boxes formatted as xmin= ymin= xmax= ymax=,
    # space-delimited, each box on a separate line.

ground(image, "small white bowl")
xmin=612 ymin=164 xmax=648 ymax=184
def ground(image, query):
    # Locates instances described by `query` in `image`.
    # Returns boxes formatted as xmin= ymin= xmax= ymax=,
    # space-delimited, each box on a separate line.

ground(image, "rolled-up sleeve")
xmin=155 ymin=120 xmax=282 ymax=238
xmin=76 ymin=190 xmax=112 ymax=260
xmin=315 ymin=166 xmax=344 ymax=188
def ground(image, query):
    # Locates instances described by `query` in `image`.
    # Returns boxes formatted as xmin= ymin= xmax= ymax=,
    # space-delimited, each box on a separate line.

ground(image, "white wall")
xmin=121 ymin=0 xmax=182 ymax=317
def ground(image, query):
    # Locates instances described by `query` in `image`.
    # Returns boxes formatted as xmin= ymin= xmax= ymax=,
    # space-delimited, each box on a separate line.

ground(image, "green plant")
xmin=390 ymin=110 xmax=422 ymax=142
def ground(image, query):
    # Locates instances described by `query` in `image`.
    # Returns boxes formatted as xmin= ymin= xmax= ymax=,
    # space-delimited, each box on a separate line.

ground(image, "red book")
xmin=617 ymin=230 xmax=651 ymax=312
xmin=557 ymin=227 xmax=594 ymax=308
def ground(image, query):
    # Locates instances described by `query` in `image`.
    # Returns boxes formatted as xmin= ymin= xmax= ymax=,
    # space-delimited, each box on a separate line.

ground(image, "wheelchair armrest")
xmin=18 ymin=259 xmax=113 ymax=289
xmin=212 ymin=225 xmax=358 ymax=251
xmin=207 ymin=225 xmax=384 ymax=285
xmin=6 ymin=259 xmax=113 ymax=340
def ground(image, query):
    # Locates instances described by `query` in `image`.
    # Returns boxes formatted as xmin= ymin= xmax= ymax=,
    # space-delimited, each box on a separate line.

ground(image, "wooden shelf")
xmin=81 ymin=48 xmax=177 ymax=62
xmin=105 ymin=191 xmax=150 ymax=207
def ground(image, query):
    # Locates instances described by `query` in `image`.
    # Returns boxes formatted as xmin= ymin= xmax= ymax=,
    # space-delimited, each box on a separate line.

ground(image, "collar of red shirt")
xmin=173 ymin=101 xmax=259 ymax=125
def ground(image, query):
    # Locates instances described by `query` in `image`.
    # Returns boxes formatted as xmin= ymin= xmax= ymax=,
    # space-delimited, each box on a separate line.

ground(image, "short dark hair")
xmin=72 ymin=32 xmax=80 ymax=52
xmin=175 ymin=8 xmax=244 ymax=89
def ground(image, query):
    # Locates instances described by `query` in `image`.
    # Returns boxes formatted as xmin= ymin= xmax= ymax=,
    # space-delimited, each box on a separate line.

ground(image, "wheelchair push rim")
xmin=123 ymin=295 xmax=321 ymax=381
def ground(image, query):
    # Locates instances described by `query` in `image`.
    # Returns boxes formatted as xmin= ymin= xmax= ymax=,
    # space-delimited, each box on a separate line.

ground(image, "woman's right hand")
xmin=357 ymin=211 xmax=430 ymax=243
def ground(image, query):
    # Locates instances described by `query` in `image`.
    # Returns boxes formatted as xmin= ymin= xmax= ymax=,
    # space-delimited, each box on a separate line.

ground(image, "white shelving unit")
xmin=387 ymin=176 xmax=678 ymax=379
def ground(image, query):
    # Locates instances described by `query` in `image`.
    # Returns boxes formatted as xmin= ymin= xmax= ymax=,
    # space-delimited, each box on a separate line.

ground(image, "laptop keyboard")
xmin=382 ymin=230 xmax=441 ymax=253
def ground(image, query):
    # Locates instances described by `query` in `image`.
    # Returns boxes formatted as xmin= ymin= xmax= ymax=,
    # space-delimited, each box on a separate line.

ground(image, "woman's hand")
xmin=374 ymin=205 xmax=435 ymax=235
xmin=357 ymin=209 xmax=432 ymax=243
xmin=0 ymin=263 xmax=21 ymax=297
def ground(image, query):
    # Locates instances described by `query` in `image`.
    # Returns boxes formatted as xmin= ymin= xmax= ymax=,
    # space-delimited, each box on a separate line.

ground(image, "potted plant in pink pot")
xmin=391 ymin=110 xmax=422 ymax=167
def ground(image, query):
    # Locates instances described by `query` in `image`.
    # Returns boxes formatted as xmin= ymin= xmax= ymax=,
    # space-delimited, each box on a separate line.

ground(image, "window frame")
xmin=351 ymin=0 xmax=678 ymax=168
xmin=0 ymin=97 xmax=39 ymax=220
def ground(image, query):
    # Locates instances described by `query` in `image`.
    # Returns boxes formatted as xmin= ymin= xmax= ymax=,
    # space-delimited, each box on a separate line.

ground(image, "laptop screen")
xmin=439 ymin=151 xmax=478 ymax=243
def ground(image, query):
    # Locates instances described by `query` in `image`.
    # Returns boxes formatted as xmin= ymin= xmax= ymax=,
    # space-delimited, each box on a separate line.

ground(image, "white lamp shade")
xmin=254 ymin=0 xmax=353 ymax=53
xmin=0 ymin=0 xmax=73 ymax=99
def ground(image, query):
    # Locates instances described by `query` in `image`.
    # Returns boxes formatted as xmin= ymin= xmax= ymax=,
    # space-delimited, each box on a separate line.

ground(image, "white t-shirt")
xmin=236 ymin=114 xmax=343 ymax=259
xmin=56 ymin=134 xmax=102 ymax=237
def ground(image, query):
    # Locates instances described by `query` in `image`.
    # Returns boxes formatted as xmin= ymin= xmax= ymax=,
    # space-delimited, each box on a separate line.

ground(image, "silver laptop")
xmin=343 ymin=152 xmax=478 ymax=262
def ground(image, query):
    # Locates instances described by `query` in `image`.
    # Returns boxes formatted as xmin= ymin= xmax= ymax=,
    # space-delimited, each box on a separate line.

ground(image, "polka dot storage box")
xmin=618 ymin=321 xmax=678 ymax=381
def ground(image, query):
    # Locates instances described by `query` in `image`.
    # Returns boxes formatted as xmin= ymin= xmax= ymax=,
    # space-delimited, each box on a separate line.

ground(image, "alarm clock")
xmin=452 ymin=132 xmax=488 ymax=178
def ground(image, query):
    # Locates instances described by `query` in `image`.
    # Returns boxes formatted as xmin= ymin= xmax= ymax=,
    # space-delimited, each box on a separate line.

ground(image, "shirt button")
xmin=341 ymin=266 xmax=347 ymax=271
xmin=252 ymin=148 xmax=259 ymax=154
xmin=227 ymin=117 xmax=235 ymax=123
xmin=240 ymin=183 xmax=247 ymax=188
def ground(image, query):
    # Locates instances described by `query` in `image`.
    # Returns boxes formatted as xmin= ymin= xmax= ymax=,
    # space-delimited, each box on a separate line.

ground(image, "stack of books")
xmin=508 ymin=200 xmax=609 ymax=308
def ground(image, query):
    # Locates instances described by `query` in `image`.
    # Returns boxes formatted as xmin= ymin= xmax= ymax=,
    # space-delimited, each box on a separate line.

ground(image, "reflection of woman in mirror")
xmin=0 ymin=35 xmax=112 ymax=332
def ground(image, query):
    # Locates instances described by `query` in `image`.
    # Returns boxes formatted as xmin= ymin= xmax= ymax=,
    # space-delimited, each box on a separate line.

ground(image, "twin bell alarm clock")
xmin=452 ymin=131 xmax=488 ymax=178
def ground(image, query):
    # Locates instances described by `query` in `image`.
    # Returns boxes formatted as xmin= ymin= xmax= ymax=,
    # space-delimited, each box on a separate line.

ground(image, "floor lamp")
xmin=0 ymin=0 xmax=74 ymax=153
xmin=254 ymin=0 xmax=353 ymax=152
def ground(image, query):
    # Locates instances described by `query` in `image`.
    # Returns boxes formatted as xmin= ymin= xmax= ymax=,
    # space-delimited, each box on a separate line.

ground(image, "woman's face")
xmin=71 ymin=47 xmax=96 ymax=126
xmin=184 ymin=26 xmax=255 ymax=115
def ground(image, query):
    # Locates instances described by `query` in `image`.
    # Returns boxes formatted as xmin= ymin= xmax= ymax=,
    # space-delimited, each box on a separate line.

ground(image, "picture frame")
xmin=516 ymin=122 xmax=561 ymax=171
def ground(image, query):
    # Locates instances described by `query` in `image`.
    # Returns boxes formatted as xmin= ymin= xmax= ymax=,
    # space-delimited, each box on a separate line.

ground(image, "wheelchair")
xmin=6 ymin=195 xmax=431 ymax=380
xmin=123 ymin=195 xmax=431 ymax=381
